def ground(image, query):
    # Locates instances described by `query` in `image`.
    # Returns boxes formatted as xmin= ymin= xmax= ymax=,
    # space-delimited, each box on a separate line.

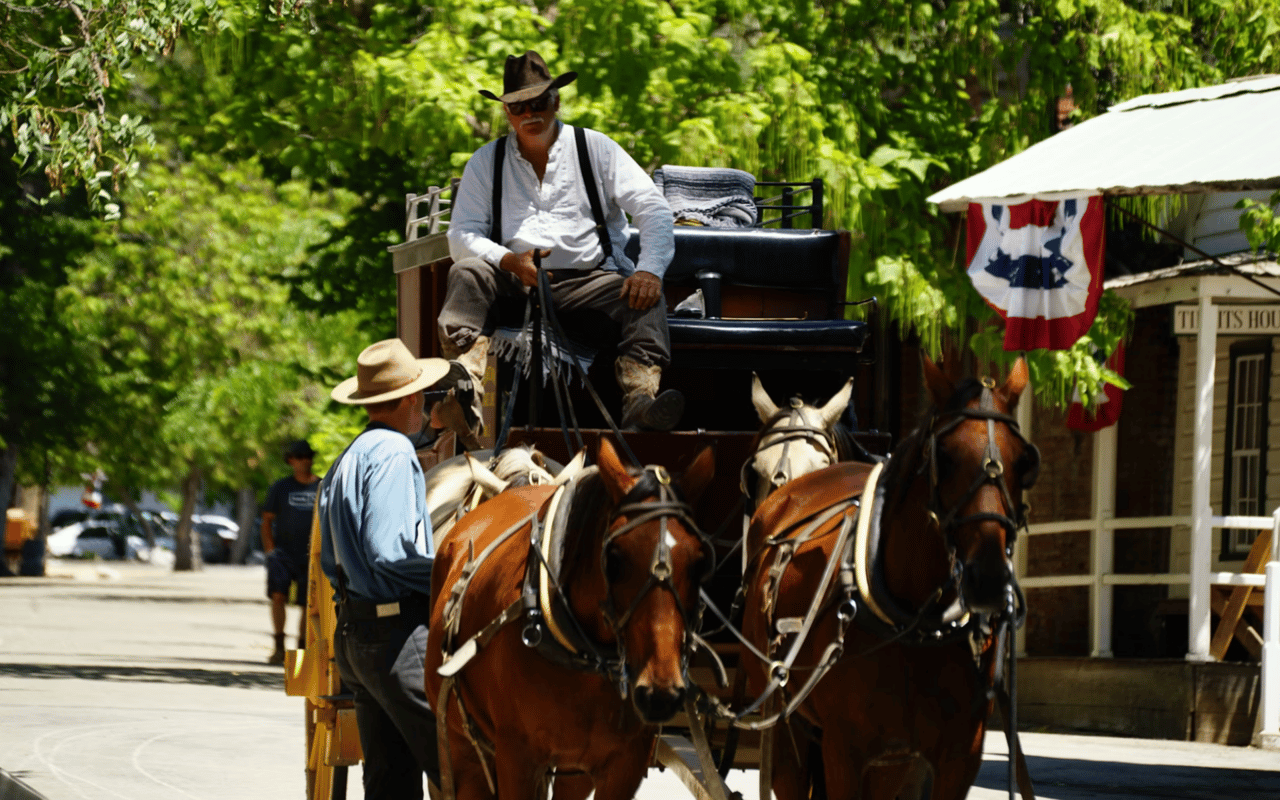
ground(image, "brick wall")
xmin=1023 ymin=306 xmax=1180 ymax=657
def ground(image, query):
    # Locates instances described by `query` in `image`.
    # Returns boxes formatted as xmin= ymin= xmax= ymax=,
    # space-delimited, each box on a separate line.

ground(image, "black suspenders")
xmin=489 ymin=126 xmax=612 ymax=263
xmin=573 ymin=126 xmax=614 ymax=263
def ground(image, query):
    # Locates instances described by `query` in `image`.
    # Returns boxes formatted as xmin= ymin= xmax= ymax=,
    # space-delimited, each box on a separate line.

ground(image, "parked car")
xmin=155 ymin=512 xmax=239 ymax=563
xmin=46 ymin=521 xmax=155 ymax=561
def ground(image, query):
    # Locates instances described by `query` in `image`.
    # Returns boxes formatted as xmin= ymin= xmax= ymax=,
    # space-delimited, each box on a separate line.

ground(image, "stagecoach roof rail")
xmin=753 ymin=179 xmax=823 ymax=229
xmin=405 ymin=179 xmax=461 ymax=242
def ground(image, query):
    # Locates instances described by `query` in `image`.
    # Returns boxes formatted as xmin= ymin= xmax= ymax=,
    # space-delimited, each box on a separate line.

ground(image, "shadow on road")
xmin=0 ymin=662 xmax=283 ymax=691
xmin=43 ymin=593 xmax=264 ymax=605
xmin=974 ymin=752 xmax=1280 ymax=799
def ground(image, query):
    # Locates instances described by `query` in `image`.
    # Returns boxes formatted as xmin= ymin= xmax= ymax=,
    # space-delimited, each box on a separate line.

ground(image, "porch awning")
xmin=927 ymin=75 xmax=1280 ymax=212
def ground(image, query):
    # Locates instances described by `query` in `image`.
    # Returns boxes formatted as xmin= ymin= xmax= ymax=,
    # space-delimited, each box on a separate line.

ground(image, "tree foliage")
xmin=57 ymin=155 xmax=360 ymax=566
xmin=6 ymin=0 xmax=1280 ymax=518
xmin=133 ymin=0 xmax=1280 ymax=407
xmin=1239 ymin=191 xmax=1280 ymax=257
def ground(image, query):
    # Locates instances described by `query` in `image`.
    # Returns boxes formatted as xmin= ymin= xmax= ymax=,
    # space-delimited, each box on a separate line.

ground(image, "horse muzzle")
xmin=632 ymin=683 xmax=685 ymax=723
xmin=960 ymin=554 xmax=1013 ymax=615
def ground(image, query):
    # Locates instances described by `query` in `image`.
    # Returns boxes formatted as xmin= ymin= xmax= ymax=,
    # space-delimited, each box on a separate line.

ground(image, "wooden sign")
xmin=1173 ymin=304 xmax=1280 ymax=335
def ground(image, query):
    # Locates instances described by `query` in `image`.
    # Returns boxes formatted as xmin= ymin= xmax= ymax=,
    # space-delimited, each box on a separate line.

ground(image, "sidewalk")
xmin=0 ymin=561 xmax=1277 ymax=799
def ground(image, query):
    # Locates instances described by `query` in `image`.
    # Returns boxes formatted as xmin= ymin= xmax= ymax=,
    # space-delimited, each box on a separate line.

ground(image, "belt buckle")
xmin=376 ymin=602 xmax=400 ymax=618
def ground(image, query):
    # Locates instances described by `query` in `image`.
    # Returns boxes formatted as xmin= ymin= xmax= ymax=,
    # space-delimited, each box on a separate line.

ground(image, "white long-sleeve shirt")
xmin=447 ymin=123 xmax=674 ymax=278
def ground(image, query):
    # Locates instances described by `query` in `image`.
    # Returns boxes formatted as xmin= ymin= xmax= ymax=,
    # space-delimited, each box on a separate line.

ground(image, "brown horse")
xmin=740 ymin=357 xmax=1038 ymax=800
xmin=425 ymin=437 xmax=716 ymax=800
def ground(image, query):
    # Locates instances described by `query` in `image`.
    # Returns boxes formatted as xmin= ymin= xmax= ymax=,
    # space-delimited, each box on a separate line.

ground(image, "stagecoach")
xmin=285 ymin=168 xmax=1037 ymax=800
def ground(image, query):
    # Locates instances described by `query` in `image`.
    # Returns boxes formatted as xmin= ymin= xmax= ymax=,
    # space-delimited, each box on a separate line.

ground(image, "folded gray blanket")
xmin=654 ymin=166 xmax=757 ymax=228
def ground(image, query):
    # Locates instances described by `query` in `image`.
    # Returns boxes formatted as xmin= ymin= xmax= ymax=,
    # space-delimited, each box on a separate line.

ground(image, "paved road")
xmin=0 ymin=561 xmax=1277 ymax=799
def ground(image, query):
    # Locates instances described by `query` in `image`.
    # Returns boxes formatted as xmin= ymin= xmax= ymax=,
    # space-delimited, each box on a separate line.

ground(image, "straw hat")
xmin=331 ymin=339 xmax=450 ymax=405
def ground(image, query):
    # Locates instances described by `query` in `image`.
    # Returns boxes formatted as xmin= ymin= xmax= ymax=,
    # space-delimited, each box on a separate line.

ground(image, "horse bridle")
xmin=598 ymin=465 xmax=714 ymax=696
xmin=923 ymin=377 xmax=1041 ymax=561
xmin=741 ymin=398 xmax=838 ymax=509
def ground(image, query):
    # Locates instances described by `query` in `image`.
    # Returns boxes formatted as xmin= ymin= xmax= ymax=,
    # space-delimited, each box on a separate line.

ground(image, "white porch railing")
xmin=1022 ymin=509 xmax=1280 ymax=748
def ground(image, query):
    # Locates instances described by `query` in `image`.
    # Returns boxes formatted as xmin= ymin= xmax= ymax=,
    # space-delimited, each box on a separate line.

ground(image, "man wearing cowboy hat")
xmin=262 ymin=438 xmax=320 ymax=665
xmin=318 ymin=338 xmax=445 ymax=798
xmin=442 ymin=50 xmax=683 ymax=432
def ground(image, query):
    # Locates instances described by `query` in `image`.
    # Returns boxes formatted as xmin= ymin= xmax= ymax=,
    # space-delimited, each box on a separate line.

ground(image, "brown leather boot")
xmin=616 ymin=356 xmax=684 ymax=431
xmin=440 ymin=335 xmax=489 ymax=438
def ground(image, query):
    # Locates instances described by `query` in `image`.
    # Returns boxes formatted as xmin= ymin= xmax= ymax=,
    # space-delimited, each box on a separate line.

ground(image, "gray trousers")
xmin=437 ymin=257 xmax=672 ymax=367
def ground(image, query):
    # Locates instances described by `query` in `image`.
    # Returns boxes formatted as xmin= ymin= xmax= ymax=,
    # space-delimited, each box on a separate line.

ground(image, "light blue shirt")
xmin=319 ymin=423 xmax=434 ymax=603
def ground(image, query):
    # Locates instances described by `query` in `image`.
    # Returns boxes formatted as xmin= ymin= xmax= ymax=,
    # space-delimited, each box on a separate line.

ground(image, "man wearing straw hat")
xmin=442 ymin=49 xmax=683 ymax=433
xmin=318 ymin=338 xmax=447 ymax=798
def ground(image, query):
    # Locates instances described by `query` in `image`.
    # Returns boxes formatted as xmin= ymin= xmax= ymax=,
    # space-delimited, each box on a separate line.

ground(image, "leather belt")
xmin=338 ymin=594 xmax=430 ymax=621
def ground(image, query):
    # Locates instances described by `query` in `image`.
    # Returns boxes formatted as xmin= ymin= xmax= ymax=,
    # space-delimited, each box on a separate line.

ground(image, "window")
xmin=1222 ymin=341 xmax=1271 ymax=559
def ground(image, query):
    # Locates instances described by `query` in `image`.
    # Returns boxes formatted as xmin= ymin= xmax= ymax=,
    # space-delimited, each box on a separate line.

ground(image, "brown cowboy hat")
xmin=331 ymin=339 xmax=451 ymax=406
xmin=478 ymin=50 xmax=577 ymax=104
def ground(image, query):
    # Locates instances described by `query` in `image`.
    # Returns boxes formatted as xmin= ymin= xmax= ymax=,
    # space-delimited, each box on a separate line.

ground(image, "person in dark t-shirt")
xmin=262 ymin=439 xmax=320 ymax=665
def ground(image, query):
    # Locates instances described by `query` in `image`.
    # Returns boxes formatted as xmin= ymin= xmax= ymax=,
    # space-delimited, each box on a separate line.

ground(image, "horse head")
xmin=594 ymin=437 xmax=715 ymax=723
xmin=920 ymin=356 xmax=1039 ymax=615
xmin=746 ymin=373 xmax=853 ymax=508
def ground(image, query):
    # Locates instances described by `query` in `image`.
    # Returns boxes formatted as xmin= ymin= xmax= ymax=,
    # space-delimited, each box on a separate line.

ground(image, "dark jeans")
xmin=335 ymin=611 xmax=440 ymax=799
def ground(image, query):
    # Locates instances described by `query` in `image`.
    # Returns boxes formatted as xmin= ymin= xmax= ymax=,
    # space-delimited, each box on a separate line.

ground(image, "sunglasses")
xmin=422 ymin=389 xmax=451 ymax=406
xmin=506 ymin=94 xmax=553 ymax=116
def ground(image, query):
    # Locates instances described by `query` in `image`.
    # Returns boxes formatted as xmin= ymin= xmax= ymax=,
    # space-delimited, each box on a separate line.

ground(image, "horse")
xmin=739 ymin=356 xmax=1039 ymax=800
xmin=425 ymin=437 xmax=717 ymax=800
xmin=743 ymin=373 xmax=855 ymax=513
xmin=424 ymin=444 xmax=587 ymax=545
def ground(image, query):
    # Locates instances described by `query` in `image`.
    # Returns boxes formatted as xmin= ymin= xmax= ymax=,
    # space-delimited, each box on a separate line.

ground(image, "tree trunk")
xmin=115 ymin=488 xmax=157 ymax=548
xmin=232 ymin=485 xmax=256 ymax=564
xmin=0 ymin=443 xmax=17 ymax=514
xmin=173 ymin=467 xmax=203 ymax=572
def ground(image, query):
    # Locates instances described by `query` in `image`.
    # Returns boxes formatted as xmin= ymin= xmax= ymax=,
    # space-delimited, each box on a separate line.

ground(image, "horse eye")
xmin=605 ymin=545 xmax=626 ymax=583
xmin=1016 ymin=445 xmax=1041 ymax=489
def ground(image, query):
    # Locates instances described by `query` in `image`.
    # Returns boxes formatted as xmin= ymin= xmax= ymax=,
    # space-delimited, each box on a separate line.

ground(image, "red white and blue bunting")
xmin=966 ymin=194 xmax=1106 ymax=351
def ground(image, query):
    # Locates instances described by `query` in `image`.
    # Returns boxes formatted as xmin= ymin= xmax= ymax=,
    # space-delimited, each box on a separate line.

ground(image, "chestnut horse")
xmin=740 ymin=357 xmax=1038 ymax=799
xmin=425 ymin=437 xmax=716 ymax=800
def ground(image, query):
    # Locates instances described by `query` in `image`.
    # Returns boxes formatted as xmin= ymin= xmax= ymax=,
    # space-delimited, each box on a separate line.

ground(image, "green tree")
xmin=149 ymin=0 xmax=1280 ymax=407
xmin=59 ymin=155 xmax=359 ymax=569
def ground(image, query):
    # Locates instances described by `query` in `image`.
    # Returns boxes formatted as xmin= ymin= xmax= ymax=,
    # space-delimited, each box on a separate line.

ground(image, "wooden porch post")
xmin=1015 ymin=383 xmax=1033 ymax=657
xmin=1091 ymin=422 xmax=1117 ymax=657
xmin=1189 ymin=293 xmax=1216 ymax=661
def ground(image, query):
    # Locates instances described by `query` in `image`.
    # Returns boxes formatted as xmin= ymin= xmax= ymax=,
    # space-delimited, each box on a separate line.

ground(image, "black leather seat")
xmin=623 ymin=227 xmax=869 ymax=370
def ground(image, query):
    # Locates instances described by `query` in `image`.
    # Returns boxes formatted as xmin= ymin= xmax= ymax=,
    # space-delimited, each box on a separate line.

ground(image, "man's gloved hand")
xmin=620 ymin=271 xmax=662 ymax=310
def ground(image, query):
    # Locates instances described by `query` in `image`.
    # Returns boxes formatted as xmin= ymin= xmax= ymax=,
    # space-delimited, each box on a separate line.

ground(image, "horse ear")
xmin=751 ymin=372 xmax=779 ymax=423
xmin=818 ymin=377 xmax=855 ymax=430
xmin=998 ymin=357 xmax=1030 ymax=411
xmin=596 ymin=437 xmax=637 ymax=502
xmin=552 ymin=448 xmax=589 ymax=486
xmin=467 ymin=454 xmax=508 ymax=498
xmin=922 ymin=353 xmax=954 ymax=407
xmin=679 ymin=445 xmax=717 ymax=507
